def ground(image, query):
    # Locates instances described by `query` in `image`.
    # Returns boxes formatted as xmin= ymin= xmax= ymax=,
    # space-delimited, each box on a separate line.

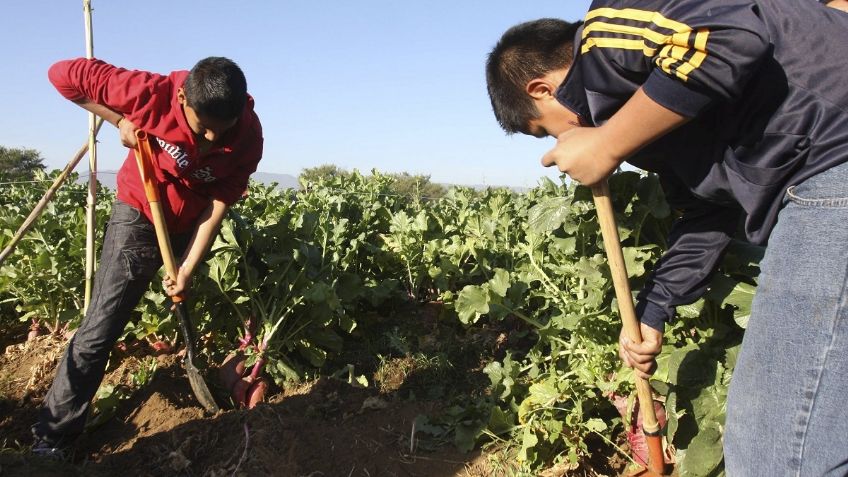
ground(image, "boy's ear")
xmin=177 ymin=88 xmax=187 ymax=105
xmin=526 ymin=68 xmax=570 ymax=101
xmin=526 ymin=77 xmax=557 ymax=100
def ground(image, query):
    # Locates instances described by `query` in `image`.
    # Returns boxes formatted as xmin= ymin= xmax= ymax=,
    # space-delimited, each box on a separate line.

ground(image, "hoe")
xmin=133 ymin=130 xmax=220 ymax=414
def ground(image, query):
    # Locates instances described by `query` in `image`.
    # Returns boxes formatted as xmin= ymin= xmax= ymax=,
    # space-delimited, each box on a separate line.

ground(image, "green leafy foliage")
xmin=0 ymin=169 xmax=113 ymax=330
xmin=0 ymin=166 xmax=760 ymax=475
xmin=190 ymin=170 xmax=411 ymax=383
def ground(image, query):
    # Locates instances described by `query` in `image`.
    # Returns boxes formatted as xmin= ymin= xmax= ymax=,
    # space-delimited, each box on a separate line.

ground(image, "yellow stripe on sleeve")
xmin=584 ymin=8 xmax=690 ymax=33
xmin=581 ymin=37 xmax=659 ymax=56
xmin=582 ymin=21 xmax=670 ymax=45
xmin=582 ymin=8 xmax=710 ymax=82
xmin=672 ymin=29 xmax=710 ymax=79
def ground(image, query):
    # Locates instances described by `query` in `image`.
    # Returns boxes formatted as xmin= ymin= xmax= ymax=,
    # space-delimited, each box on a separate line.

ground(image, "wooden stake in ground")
xmin=591 ymin=181 xmax=666 ymax=476
xmin=82 ymin=0 xmax=98 ymax=313
xmin=0 ymin=119 xmax=104 ymax=267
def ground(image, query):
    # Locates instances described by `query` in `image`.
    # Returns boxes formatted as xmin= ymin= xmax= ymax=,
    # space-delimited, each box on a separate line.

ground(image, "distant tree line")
xmin=0 ymin=146 xmax=45 ymax=182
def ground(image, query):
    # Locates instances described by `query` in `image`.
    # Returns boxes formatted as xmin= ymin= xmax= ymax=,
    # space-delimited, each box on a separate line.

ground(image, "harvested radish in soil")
xmin=232 ymin=375 xmax=253 ymax=406
xmin=218 ymin=315 xmax=278 ymax=409
xmin=27 ymin=320 xmax=41 ymax=341
xmin=218 ymin=350 xmax=246 ymax=392
xmin=246 ymin=377 xmax=267 ymax=409
xmin=149 ymin=340 xmax=172 ymax=355
xmin=610 ymin=393 xmax=672 ymax=466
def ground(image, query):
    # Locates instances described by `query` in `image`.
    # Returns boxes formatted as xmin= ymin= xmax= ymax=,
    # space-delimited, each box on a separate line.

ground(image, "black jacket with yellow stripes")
xmin=556 ymin=0 xmax=848 ymax=328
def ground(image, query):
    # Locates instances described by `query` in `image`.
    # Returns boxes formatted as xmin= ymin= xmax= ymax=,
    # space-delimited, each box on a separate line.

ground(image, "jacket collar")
xmin=555 ymin=24 xmax=593 ymax=126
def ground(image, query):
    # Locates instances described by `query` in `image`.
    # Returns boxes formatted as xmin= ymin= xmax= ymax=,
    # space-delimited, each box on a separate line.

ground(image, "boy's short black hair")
xmin=183 ymin=57 xmax=247 ymax=121
xmin=486 ymin=19 xmax=582 ymax=134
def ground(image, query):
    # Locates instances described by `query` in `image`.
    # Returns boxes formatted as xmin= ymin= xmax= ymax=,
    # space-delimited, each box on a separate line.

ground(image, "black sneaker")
xmin=31 ymin=437 xmax=68 ymax=460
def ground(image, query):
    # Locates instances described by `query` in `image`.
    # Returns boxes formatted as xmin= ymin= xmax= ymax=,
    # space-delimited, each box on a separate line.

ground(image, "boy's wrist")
xmin=636 ymin=299 xmax=669 ymax=332
xmin=178 ymin=261 xmax=194 ymax=277
xmin=595 ymin=123 xmax=629 ymax=168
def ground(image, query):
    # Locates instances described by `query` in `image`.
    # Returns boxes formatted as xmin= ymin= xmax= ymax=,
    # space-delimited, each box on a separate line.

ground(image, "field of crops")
xmin=0 ymin=169 xmax=760 ymax=476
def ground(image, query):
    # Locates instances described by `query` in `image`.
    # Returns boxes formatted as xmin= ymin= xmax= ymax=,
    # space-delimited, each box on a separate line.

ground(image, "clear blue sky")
xmin=1 ymin=1 xmax=590 ymax=188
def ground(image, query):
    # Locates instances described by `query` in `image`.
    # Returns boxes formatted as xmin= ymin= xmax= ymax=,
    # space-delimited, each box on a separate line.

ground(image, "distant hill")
xmin=251 ymin=172 xmax=299 ymax=189
xmin=75 ymin=171 xmax=526 ymax=193
xmin=450 ymin=183 xmax=530 ymax=194
xmin=76 ymin=170 xmax=299 ymax=191
xmin=78 ymin=170 xmax=118 ymax=190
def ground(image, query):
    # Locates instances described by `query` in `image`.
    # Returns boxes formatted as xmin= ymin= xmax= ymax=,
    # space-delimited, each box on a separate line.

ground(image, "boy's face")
xmin=177 ymin=88 xmax=238 ymax=144
xmin=524 ymin=68 xmax=580 ymax=138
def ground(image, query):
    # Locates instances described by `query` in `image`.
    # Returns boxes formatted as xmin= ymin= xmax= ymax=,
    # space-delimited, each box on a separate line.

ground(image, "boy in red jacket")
xmin=32 ymin=56 xmax=263 ymax=456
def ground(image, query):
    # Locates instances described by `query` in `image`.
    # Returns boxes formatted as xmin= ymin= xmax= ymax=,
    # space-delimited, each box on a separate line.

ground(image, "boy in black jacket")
xmin=487 ymin=1 xmax=848 ymax=474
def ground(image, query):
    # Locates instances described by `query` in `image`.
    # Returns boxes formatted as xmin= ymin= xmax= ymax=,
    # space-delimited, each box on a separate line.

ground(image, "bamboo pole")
xmin=0 ymin=119 xmax=104 ymax=266
xmin=591 ymin=182 xmax=665 ymax=475
xmin=82 ymin=0 xmax=97 ymax=313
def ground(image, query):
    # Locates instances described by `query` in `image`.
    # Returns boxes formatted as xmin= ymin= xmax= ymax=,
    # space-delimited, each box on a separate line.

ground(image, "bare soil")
xmin=0 ymin=310 xmax=631 ymax=477
xmin=0 ymin=335 xmax=493 ymax=476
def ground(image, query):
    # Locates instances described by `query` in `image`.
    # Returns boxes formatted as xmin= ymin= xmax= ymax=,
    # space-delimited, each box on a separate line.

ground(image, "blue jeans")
xmin=725 ymin=161 xmax=848 ymax=476
xmin=32 ymin=201 xmax=188 ymax=443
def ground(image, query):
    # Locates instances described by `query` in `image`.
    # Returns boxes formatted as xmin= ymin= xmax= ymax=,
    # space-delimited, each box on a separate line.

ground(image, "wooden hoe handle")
xmin=591 ymin=181 xmax=665 ymax=475
xmin=132 ymin=130 xmax=183 ymax=304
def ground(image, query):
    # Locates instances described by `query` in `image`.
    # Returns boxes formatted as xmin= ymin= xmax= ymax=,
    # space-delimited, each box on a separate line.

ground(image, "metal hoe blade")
xmin=174 ymin=302 xmax=220 ymax=413
xmin=184 ymin=357 xmax=220 ymax=413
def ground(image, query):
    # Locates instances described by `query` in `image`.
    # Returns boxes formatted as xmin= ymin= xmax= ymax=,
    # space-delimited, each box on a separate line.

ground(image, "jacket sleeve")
xmin=48 ymin=58 xmax=168 ymax=127
xmin=207 ymin=145 xmax=262 ymax=206
xmin=581 ymin=0 xmax=771 ymax=117
xmin=636 ymin=181 xmax=741 ymax=330
xmin=204 ymin=116 xmax=263 ymax=206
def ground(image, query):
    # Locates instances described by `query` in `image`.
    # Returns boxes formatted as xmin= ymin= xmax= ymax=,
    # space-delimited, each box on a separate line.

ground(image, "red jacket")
xmin=49 ymin=58 xmax=264 ymax=233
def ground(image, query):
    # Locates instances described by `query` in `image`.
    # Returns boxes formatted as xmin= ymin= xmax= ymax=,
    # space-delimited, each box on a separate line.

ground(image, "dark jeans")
xmin=32 ymin=200 xmax=188 ymax=443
